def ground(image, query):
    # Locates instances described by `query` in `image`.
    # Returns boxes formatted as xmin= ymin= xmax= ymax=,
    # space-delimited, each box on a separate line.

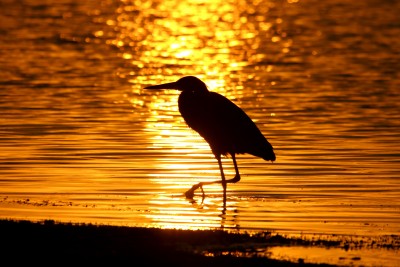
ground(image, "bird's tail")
xmin=259 ymin=142 xmax=276 ymax=162
xmin=248 ymin=144 xmax=275 ymax=162
xmin=262 ymin=151 xmax=276 ymax=162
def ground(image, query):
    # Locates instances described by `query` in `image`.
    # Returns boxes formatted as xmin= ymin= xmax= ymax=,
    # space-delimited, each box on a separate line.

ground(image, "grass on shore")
xmin=0 ymin=219 xmax=337 ymax=266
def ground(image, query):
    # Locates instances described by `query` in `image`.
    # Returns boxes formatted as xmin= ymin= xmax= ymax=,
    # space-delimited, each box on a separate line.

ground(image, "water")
xmin=1 ymin=0 xmax=399 ymax=265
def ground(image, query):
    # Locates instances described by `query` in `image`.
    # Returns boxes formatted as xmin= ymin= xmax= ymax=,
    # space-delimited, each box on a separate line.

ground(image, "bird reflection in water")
xmin=145 ymin=76 xmax=275 ymax=203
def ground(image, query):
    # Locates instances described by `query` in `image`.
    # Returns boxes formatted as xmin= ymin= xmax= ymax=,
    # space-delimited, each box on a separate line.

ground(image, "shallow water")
xmin=1 ymin=0 xmax=399 ymax=265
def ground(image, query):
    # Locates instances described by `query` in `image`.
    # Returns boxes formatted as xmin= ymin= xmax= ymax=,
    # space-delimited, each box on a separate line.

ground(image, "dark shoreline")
xmin=0 ymin=219 xmax=337 ymax=266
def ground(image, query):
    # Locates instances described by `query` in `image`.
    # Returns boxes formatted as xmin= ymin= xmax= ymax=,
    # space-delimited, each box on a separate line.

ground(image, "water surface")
xmin=0 ymin=0 xmax=399 ymax=265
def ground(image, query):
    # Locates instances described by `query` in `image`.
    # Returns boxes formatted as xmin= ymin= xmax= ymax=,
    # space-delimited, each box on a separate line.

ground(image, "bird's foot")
xmin=185 ymin=188 xmax=195 ymax=199
xmin=185 ymin=184 xmax=198 ymax=199
xmin=185 ymin=183 xmax=204 ymax=199
xmin=199 ymin=185 xmax=205 ymax=199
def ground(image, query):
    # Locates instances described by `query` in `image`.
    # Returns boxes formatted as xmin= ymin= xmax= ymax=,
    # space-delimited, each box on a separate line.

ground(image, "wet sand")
xmin=0 ymin=219 xmax=338 ymax=266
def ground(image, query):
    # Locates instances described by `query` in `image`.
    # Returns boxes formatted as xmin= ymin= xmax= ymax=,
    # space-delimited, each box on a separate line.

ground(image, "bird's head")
xmin=144 ymin=76 xmax=208 ymax=93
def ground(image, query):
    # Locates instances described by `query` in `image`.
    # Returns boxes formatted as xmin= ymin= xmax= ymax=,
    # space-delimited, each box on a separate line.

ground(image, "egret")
xmin=145 ymin=76 xmax=275 ymax=200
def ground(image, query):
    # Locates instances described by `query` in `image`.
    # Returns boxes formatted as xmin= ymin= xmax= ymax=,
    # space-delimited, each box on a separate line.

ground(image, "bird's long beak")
xmin=144 ymin=82 xmax=181 ymax=90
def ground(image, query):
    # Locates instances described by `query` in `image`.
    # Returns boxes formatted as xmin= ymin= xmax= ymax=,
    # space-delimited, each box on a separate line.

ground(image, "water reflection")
xmin=105 ymin=0 xmax=290 ymax=226
xmin=146 ymin=194 xmax=241 ymax=230
xmin=116 ymin=0 xmax=254 ymax=74
xmin=1 ymin=3 xmax=399 ymax=264
xmin=110 ymin=0 xmax=292 ymax=85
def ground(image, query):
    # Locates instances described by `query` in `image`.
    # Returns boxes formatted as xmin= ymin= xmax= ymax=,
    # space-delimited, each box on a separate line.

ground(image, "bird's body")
xmin=145 ymin=76 xmax=275 ymax=200
xmin=178 ymin=85 xmax=275 ymax=161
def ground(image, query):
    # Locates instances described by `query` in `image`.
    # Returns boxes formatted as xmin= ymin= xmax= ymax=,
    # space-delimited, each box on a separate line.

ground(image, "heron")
xmin=144 ymin=76 xmax=275 ymax=200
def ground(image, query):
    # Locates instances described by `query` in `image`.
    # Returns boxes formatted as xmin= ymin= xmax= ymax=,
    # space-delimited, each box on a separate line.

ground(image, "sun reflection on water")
xmin=105 ymin=0 xmax=293 ymax=228
xmin=146 ymin=193 xmax=241 ymax=230
xmin=108 ymin=0 xmax=291 ymax=83
xmin=1 ymin=0 xmax=400 ymax=265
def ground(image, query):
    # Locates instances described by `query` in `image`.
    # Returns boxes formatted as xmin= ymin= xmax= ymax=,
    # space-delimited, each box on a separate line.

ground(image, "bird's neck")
xmin=178 ymin=88 xmax=209 ymax=109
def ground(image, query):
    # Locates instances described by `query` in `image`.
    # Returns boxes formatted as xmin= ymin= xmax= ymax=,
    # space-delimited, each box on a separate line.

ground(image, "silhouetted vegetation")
xmin=0 ymin=219 xmax=337 ymax=266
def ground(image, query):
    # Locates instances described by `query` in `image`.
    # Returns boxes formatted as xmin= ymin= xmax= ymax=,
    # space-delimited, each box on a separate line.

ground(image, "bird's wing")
xmin=200 ymin=92 xmax=274 ymax=160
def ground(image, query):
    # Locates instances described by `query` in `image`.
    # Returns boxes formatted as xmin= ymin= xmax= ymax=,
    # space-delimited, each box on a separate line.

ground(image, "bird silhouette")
xmin=145 ymin=76 xmax=275 ymax=200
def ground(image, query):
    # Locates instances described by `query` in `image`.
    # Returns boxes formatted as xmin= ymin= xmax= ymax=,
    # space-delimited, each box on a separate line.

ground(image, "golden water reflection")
xmin=1 ymin=0 xmax=400 ymax=265
xmin=113 ymin=0 xmax=286 ymax=77
xmin=146 ymin=194 xmax=240 ymax=230
xmin=111 ymin=0 xmax=291 ymax=85
xmin=106 ymin=0 xmax=293 ymax=227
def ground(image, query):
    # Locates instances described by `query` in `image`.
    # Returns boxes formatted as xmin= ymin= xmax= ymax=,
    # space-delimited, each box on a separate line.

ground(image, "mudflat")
xmin=0 ymin=219 xmax=337 ymax=266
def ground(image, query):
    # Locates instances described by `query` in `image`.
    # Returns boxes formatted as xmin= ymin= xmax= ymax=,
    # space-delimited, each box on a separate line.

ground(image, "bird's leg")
xmin=184 ymin=154 xmax=227 ymax=200
xmin=185 ymin=183 xmax=202 ymax=199
xmin=226 ymin=153 xmax=241 ymax=183
xmin=184 ymin=154 xmax=241 ymax=200
xmin=216 ymin=154 xmax=227 ymax=201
